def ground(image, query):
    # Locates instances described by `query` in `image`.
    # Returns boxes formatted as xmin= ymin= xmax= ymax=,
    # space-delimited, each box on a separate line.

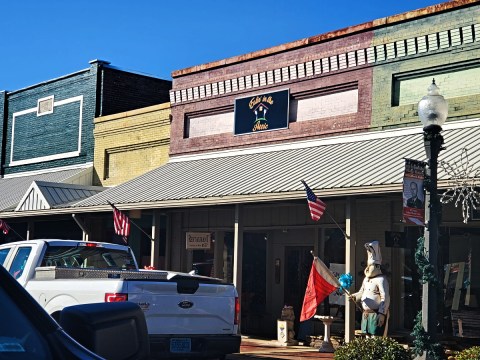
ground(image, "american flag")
xmin=301 ymin=180 xmax=326 ymax=221
xmin=0 ymin=219 xmax=10 ymax=235
xmin=111 ymin=204 xmax=130 ymax=241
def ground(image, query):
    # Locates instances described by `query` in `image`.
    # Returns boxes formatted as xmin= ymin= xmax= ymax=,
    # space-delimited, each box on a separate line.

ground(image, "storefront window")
xmin=323 ymin=228 xmax=346 ymax=318
xmin=400 ymin=226 xmax=480 ymax=338
xmin=191 ymin=232 xmax=215 ymax=277
xmin=443 ymin=228 xmax=480 ymax=338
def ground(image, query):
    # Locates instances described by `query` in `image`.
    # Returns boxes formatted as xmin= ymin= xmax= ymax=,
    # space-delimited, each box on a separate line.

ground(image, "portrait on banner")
xmin=402 ymin=159 xmax=426 ymax=225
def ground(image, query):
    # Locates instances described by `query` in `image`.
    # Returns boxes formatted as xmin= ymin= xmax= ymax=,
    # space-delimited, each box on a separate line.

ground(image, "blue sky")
xmin=3 ymin=0 xmax=445 ymax=91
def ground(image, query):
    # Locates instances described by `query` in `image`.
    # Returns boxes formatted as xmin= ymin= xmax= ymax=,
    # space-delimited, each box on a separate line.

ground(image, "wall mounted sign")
xmin=185 ymin=232 xmax=211 ymax=250
xmin=234 ymin=89 xmax=289 ymax=135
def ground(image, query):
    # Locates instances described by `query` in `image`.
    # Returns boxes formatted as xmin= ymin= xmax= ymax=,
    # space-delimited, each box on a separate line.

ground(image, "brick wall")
xmin=2 ymin=61 xmax=172 ymax=176
xmin=100 ymin=67 xmax=172 ymax=117
xmin=94 ymin=103 xmax=171 ymax=186
xmin=4 ymin=70 xmax=96 ymax=175
xmin=170 ymin=31 xmax=374 ymax=156
xmin=371 ymin=5 xmax=480 ymax=128
xmin=170 ymin=2 xmax=480 ymax=156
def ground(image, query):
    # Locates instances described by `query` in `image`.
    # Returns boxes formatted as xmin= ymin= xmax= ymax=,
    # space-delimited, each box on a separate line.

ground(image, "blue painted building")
xmin=1 ymin=59 xmax=171 ymax=176
xmin=0 ymin=60 xmax=171 ymax=240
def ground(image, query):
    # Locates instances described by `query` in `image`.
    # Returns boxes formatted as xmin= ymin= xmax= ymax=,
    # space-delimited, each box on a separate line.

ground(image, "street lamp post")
xmin=417 ymin=79 xmax=448 ymax=360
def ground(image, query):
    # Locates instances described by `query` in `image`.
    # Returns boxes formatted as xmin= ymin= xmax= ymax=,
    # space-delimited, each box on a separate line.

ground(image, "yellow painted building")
xmin=93 ymin=103 xmax=171 ymax=186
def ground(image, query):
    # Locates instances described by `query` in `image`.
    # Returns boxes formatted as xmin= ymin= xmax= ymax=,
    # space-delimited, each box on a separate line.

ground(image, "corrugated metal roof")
xmin=74 ymin=120 xmax=480 ymax=209
xmin=0 ymin=167 xmax=92 ymax=211
xmin=16 ymin=181 xmax=106 ymax=211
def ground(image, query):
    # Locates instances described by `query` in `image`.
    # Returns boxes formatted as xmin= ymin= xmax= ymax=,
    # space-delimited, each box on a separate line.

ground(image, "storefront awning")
xmin=0 ymin=165 xmax=94 ymax=212
xmin=16 ymin=181 xmax=105 ymax=211
xmin=70 ymin=119 xmax=480 ymax=211
xmin=2 ymin=120 xmax=480 ymax=217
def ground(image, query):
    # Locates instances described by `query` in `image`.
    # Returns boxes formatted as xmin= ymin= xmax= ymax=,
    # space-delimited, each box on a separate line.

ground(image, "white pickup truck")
xmin=0 ymin=239 xmax=241 ymax=359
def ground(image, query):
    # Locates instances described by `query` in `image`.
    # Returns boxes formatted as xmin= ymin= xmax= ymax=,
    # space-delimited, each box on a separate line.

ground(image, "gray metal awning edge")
xmin=0 ymin=183 xmax=424 ymax=218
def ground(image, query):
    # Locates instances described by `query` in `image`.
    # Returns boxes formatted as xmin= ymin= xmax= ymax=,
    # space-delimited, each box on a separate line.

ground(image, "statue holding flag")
xmin=350 ymin=241 xmax=390 ymax=337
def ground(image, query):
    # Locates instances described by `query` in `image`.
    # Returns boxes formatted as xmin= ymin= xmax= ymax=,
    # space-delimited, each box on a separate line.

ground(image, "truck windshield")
xmin=41 ymin=245 xmax=136 ymax=270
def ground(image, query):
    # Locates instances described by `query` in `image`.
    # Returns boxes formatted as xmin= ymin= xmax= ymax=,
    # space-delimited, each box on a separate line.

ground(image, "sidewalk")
xmin=226 ymin=336 xmax=335 ymax=359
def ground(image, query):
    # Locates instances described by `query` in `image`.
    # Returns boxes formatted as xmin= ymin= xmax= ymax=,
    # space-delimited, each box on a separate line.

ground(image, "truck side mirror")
xmin=60 ymin=302 xmax=149 ymax=360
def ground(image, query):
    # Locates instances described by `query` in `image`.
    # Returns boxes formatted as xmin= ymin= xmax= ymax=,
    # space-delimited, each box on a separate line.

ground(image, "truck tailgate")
xmin=126 ymin=278 xmax=237 ymax=335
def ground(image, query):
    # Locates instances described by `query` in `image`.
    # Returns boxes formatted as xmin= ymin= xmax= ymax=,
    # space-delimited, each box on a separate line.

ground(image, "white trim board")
xmin=10 ymin=95 xmax=84 ymax=167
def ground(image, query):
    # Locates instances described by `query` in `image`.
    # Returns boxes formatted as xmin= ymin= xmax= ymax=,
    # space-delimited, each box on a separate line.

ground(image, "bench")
xmin=451 ymin=309 xmax=480 ymax=338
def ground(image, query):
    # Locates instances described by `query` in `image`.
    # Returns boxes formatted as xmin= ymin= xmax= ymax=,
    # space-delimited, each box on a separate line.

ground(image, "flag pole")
xmin=107 ymin=201 xmax=153 ymax=241
xmin=8 ymin=227 xmax=25 ymax=241
xmin=324 ymin=210 xmax=349 ymax=240
xmin=129 ymin=218 xmax=153 ymax=241
xmin=300 ymin=180 xmax=349 ymax=239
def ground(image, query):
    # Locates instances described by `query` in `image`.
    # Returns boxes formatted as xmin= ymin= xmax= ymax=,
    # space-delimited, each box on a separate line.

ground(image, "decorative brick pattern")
xmin=371 ymin=5 xmax=480 ymax=129
xmin=428 ymin=34 xmax=439 ymax=50
xmin=417 ymin=36 xmax=427 ymax=53
xmin=170 ymin=20 xmax=480 ymax=106
xmin=462 ymin=25 xmax=474 ymax=43
xmin=338 ymin=53 xmax=347 ymax=69
xmin=170 ymin=4 xmax=480 ymax=156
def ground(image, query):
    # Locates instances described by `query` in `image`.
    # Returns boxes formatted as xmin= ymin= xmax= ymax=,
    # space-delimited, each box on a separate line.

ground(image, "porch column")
xmin=345 ymin=196 xmax=356 ymax=342
xmin=26 ymin=221 xmax=35 ymax=240
xmin=233 ymin=204 xmax=244 ymax=329
xmin=169 ymin=212 xmax=183 ymax=271
xmin=165 ymin=213 xmax=172 ymax=270
xmin=214 ymin=231 xmax=225 ymax=279
xmin=151 ymin=210 xmax=161 ymax=269
xmin=72 ymin=214 xmax=89 ymax=241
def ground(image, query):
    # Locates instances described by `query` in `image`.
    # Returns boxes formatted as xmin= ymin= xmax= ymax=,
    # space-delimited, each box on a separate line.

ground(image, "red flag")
xmin=0 ymin=219 xmax=10 ymax=235
xmin=300 ymin=257 xmax=340 ymax=322
xmin=111 ymin=204 xmax=130 ymax=240
xmin=301 ymin=180 xmax=326 ymax=221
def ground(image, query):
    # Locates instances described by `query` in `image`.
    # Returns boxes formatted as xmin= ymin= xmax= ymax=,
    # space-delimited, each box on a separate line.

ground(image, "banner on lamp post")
xmin=402 ymin=159 xmax=426 ymax=225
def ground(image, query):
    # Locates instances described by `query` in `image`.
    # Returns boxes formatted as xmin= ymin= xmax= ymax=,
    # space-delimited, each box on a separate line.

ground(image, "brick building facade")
xmin=1 ymin=0 xmax=480 ymax=346
xmin=159 ymin=0 xmax=480 ymax=340
xmin=0 ymin=60 xmax=171 ymax=242
xmin=94 ymin=103 xmax=171 ymax=187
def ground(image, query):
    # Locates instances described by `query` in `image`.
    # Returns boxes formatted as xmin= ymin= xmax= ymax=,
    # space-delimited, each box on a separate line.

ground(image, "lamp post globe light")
xmin=417 ymin=79 xmax=448 ymax=360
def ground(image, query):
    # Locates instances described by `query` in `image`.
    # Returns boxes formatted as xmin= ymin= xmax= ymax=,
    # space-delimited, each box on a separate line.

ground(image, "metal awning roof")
xmin=0 ymin=166 xmax=93 ymax=212
xmin=72 ymin=119 xmax=480 ymax=210
xmin=2 ymin=120 xmax=479 ymax=217
xmin=16 ymin=181 xmax=105 ymax=211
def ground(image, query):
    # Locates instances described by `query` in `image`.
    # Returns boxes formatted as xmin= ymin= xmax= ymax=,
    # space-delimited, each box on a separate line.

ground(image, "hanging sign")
xmin=186 ymin=232 xmax=211 ymax=250
xmin=234 ymin=89 xmax=289 ymax=135
xmin=402 ymin=159 xmax=426 ymax=225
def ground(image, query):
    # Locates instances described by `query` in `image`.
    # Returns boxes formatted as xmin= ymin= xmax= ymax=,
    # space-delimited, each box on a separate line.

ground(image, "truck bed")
xmin=34 ymin=266 xmax=169 ymax=280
